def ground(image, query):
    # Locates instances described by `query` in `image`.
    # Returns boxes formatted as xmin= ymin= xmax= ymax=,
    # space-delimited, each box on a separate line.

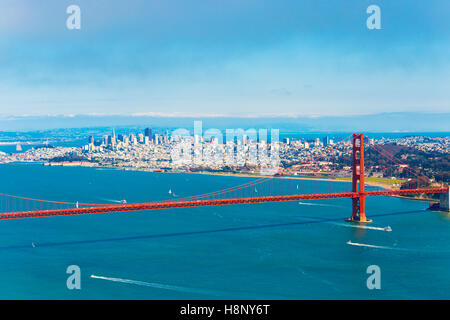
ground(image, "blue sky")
xmin=0 ymin=0 xmax=449 ymax=116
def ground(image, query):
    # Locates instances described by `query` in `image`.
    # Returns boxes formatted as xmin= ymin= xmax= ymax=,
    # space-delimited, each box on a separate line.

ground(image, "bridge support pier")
xmin=346 ymin=133 xmax=372 ymax=223
xmin=440 ymin=189 xmax=450 ymax=212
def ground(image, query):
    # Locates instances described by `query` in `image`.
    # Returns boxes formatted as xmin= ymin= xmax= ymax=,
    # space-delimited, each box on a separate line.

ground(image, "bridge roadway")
xmin=0 ymin=188 xmax=447 ymax=220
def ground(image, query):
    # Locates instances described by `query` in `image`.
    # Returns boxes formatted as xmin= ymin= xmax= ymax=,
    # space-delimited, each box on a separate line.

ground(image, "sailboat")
xmin=168 ymin=189 xmax=172 ymax=194
xmin=16 ymin=143 xmax=22 ymax=152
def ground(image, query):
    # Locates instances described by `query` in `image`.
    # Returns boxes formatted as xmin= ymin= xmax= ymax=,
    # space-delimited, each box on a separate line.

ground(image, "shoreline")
xmin=185 ymin=171 xmax=399 ymax=190
xmin=2 ymin=162 xmax=441 ymax=203
xmin=2 ymin=161 xmax=395 ymax=189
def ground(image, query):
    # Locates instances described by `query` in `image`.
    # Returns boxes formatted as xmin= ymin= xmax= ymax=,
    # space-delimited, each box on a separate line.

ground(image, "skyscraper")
xmin=102 ymin=135 xmax=108 ymax=146
xmin=144 ymin=128 xmax=152 ymax=140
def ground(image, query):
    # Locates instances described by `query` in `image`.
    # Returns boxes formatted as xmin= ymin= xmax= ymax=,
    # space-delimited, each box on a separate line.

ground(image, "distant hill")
xmin=0 ymin=112 xmax=449 ymax=133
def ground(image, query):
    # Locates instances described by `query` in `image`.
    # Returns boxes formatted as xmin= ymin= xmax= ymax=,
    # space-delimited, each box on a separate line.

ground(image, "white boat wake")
xmin=298 ymin=202 xmax=344 ymax=208
xmin=333 ymin=223 xmax=392 ymax=232
xmin=97 ymin=198 xmax=124 ymax=204
xmin=90 ymin=274 xmax=224 ymax=296
xmin=346 ymin=241 xmax=390 ymax=249
xmin=346 ymin=241 xmax=406 ymax=251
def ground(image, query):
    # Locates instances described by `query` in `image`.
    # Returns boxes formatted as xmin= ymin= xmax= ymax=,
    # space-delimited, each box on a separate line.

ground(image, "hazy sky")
xmin=0 ymin=0 xmax=449 ymax=116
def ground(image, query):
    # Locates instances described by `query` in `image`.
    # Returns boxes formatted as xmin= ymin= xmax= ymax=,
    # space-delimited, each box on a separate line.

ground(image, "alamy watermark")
xmin=170 ymin=121 xmax=281 ymax=174
xmin=366 ymin=265 xmax=381 ymax=290
xmin=66 ymin=265 xmax=81 ymax=290
xmin=367 ymin=5 xmax=381 ymax=30
xmin=66 ymin=5 xmax=380 ymax=31
xmin=66 ymin=5 xmax=81 ymax=30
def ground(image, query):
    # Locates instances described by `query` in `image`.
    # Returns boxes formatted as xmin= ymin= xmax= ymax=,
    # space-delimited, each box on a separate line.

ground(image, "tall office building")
xmin=102 ymin=135 xmax=108 ymax=146
xmin=323 ymin=136 xmax=330 ymax=146
xmin=107 ymin=135 xmax=113 ymax=146
xmin=144 ymin=128 xmax=152 ymax=140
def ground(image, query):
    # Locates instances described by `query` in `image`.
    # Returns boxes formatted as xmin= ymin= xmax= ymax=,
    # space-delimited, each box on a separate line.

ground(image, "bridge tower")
xmin=440 ymin=189 xmax=450 ymax=212
xmin=346 ymin=133 xmax=372 ymax=223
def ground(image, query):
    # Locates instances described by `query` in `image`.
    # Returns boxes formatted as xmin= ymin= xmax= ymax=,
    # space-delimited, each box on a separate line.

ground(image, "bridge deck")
xmin=0 ymin=188 xmax=447 ymax=220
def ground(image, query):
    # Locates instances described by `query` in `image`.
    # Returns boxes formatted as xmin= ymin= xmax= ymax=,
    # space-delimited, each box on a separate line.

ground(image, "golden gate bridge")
xmin=0 ymin=134 xmax=448 ymax=222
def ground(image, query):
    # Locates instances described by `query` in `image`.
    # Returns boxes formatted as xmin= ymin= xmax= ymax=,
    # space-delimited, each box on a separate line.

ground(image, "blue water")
xmin=0 ymin=163 xmax=449 ymax=299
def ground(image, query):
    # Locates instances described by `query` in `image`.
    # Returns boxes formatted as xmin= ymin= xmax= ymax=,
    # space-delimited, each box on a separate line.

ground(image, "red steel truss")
xmin=0 ymin=188 xmax=447 ymax=221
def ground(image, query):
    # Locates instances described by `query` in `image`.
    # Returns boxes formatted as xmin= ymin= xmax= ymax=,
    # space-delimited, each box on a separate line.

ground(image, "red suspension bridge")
xmin=0 ymin=133 xmax=448 ymax=222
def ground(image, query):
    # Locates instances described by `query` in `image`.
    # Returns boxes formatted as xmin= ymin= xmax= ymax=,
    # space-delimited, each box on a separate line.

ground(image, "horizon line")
xmin=1 ymin=111 xmax=449 ymax=120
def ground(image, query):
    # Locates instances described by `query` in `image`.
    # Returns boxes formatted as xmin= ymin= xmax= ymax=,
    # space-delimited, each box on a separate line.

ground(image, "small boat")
xmin=254 ymin=188 xmax=258 ymax=193
xmin=120 ymin=200 xmax=127 ymax=204
xmin=384 ymin=226 xmax=392 ymax=232
xmin=168 ymin=189 xmax=172 ymax=194
xmin=31 ymin=242 xmax=36 ymax=248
